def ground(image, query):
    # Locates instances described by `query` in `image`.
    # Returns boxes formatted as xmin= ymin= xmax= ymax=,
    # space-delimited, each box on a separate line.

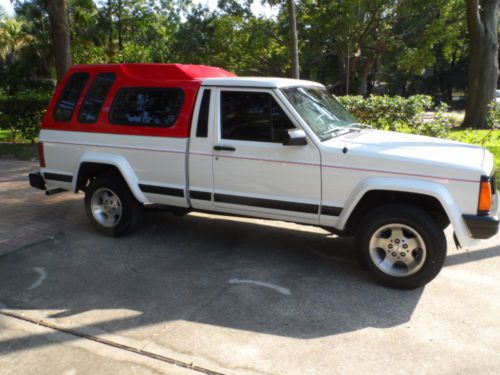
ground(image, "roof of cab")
xmin=70 ymin=63 xmax=237 ymax=80
xmin=69 ymin=64 xmax=322 ymax=88
xmin=201 ymin=77 xmax=324 ymax=89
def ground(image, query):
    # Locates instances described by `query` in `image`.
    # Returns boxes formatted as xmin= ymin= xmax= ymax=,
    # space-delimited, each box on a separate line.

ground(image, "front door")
xmin=211 ymin=88 xmax=321 ymax=224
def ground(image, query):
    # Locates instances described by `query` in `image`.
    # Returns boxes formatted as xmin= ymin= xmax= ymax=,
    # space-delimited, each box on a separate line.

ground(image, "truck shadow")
xmin=445 ymin=246 xmax=500 ymax=266
xmin=0 ymin=209 xmax=428 ymax=354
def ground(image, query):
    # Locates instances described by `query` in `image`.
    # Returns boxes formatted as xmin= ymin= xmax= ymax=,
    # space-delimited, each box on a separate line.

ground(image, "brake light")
xmin=478 ymin=179 xmax=493 ymax=214
xmin=38 ymin=142 xmax=45 ymax=167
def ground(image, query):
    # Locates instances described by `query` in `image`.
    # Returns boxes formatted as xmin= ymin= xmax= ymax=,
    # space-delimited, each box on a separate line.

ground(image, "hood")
xmin=323 ymin=129 xmax=487 ymax=173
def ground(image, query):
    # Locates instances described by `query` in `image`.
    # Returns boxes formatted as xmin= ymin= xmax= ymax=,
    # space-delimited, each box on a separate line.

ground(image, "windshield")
xmin=281 ymin=86 xmax=359 ymax=140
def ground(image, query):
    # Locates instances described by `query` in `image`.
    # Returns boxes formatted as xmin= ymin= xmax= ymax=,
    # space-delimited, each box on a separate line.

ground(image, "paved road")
xmin=1 ymin=159 xmax=499 ymax=375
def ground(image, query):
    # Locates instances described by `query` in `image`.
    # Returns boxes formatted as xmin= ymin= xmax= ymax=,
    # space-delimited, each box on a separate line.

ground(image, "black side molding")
xmin=44 ymin=172 xmax=73 ymax=183
xmin=214 ymin=193 xmax=319 ymax=214
xmin=190 ymin=190 xmax=212 ymax=201
xmin=29 ymin=172 xmax=46 ymax=190
xmin=139 ymin=184 xmax=184 ymax=197
xmin=320 ymin=206 xmax=343 ymax=216
xmin=463 ymin=214 xmax=499 ymax=239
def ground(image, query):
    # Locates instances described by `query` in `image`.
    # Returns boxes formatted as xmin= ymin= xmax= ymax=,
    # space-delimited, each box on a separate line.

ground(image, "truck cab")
xmin=29 ymin=63 xmax=499 ymax=289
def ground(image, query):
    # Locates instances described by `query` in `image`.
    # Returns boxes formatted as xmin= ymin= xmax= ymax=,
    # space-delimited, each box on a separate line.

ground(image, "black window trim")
xmin=53 ymin=72 xmax=90 ymax=123
xmin=108 ymin=87 xmax=185 ymax=128
xmin=219 ymin=88 xmax=297 ymax=144
xmin=196 ymin=89 xmax=211 ymax=138
xmin=77 ymin=72 xmax=116 ymax=124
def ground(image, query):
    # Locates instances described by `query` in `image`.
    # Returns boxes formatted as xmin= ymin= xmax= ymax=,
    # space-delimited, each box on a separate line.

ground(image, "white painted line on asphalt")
xmin=27 ymin=267 xmax=47 ymax=290
xmin=228 ymin=278 xmax=291 ymax=296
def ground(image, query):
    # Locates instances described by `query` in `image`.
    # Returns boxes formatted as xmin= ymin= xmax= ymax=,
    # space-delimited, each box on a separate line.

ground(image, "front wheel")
xmin=84 ymin=176 xmax=143 ymax=237
xmin=357 ymin=204 xmax=447 ymax=289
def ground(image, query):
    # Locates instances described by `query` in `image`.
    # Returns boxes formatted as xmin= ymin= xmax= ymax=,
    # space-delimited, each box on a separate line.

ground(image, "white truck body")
xmin=39 ymin=77 xmax=497 ymax=247
xmin=30 ymin=65 xmax=498 ymax=288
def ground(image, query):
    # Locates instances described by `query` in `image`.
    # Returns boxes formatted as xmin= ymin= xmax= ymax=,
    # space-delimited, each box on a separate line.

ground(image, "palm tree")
xmin=0 ymin=19 xmax=33 ymax=65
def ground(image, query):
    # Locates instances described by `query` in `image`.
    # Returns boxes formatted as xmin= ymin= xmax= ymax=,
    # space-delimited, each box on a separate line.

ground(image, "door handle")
xmin=213 ymin=145 xmax=236 ymax=152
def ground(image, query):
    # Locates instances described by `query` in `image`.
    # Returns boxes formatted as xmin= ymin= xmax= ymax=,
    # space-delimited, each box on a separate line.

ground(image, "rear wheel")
xmin=357 ymin=204 xmax=447 ymax=289
xmin=85 ymin=176 xmax=143 ymax=237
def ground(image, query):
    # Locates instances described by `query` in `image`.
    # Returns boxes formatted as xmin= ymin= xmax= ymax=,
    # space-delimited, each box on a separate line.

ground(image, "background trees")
xmin=266 ymin=0 xmax=300 ymax=78
xmin=47 ymin=0 xmax=72 ymax=82
xmin=463 ymin=0 xmax=499 ymax=128
xmin=0 ymin=0 xmax=498 ymax=127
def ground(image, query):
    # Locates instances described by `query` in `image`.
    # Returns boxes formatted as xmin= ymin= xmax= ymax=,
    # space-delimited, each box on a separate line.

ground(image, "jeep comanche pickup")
xmin=29 ymin=63 xmax=499 ymax=289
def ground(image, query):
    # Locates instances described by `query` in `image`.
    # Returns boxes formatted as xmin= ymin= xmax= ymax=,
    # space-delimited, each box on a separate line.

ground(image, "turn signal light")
xmin=38 ymin=142 xmax=45 ymax=168
xmin=478 ymin=179 xmax=493 ymax=213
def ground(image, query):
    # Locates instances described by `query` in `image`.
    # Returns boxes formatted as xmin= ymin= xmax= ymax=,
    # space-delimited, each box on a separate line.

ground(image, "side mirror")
xmin=282 ymin=129 xmax=308 ymax=146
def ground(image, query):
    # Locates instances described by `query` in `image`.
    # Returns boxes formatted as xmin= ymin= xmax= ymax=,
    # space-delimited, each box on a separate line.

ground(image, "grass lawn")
xmin=0 ymin=128 xmax=38 ymax=159
xmin=0 ymin=129 xmax=33 ymax=143
xmin=0 ymin=143 xmax=38 ymax=160
xmin=447 ymin=129 xmax=499 ymax=189
xmin=447 ymin=129 xmax=500 ymax=166
xmin=0 ymin=129 xmax=13 ymax=142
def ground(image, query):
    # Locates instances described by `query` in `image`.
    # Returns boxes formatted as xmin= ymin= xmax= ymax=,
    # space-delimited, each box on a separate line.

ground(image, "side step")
xmin=45 ymin=188 xmax=68 ymax=196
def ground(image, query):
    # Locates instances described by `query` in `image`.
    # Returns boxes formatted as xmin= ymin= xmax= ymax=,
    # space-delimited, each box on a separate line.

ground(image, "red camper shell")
xmin=42 ymin=64 xmax=236 ymax=138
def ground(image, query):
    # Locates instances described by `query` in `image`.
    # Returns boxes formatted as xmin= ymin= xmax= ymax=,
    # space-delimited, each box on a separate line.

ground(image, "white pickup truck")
xmin=29 ymin=63 xmax=498 ymax=289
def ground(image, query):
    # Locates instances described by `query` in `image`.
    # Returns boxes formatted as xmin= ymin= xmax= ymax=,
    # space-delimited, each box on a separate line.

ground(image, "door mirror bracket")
xmin=282 ymin=129 xmax=308 ymax=146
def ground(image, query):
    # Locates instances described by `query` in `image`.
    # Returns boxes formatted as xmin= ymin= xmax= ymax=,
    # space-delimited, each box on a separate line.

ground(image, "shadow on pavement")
xmin=445 ymin=246 xmax=500 ymax=267
xmin=0 ymin=208 xmax=428 ymax=355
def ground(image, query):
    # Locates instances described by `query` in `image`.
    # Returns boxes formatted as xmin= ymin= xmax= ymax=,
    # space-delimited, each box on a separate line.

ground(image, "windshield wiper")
xmin=320 ymin=127 xmax=355 ymax=140
xmin=346 ymin=123 xmax=373 ymax=130
xmin=321 ymin=127 xmax=348 ymax=137
xmin=321 ymin=123 xmax=371 ymax=138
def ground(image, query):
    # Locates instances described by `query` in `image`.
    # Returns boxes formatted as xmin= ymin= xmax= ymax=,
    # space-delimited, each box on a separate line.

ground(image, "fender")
xmin=337 ymin=177 xmax=481 ymax=248
xmin=73 ymin=153 xmax=149 ymax=204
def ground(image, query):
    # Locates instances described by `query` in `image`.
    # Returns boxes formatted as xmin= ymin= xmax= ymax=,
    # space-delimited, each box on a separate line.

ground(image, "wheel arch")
xmin=73 ymin=153 xmax=148 ymax=204
xmin=337 ymin=177 xmax=475 ymax=247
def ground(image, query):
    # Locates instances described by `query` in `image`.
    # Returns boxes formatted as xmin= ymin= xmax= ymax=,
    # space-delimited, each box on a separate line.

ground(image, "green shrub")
xmin=0 ymin=91 xmax=51 ymax=143
xmin=487 ymin=101 xmax=500 ymax=129
xmin=337 ymin=95 xmax=451 ymax=138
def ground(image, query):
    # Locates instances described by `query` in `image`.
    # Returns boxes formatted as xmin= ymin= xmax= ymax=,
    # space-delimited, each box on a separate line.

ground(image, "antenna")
xmin=343 ymin=136 xmax=348 ymax=154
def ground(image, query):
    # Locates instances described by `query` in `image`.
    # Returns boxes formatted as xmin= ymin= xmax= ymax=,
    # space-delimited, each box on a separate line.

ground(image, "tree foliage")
xmin=0 ymin=90 xmax=50 ymax=142
xmin=338 ymin=94 xmax=451 ymax=137
xmin=0 ymin=0 xmax=497 ymax=128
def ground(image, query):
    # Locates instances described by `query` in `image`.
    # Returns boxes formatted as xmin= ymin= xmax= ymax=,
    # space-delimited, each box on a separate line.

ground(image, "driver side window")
xmin=221 ymin=91 xmax=295 ymax=143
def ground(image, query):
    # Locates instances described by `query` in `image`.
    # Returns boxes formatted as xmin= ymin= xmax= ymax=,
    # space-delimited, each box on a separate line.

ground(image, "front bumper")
xmin=463 ymin=196 xmax=499 ymax=239
xmin=29 ymin=171 xmax=46 ymax=191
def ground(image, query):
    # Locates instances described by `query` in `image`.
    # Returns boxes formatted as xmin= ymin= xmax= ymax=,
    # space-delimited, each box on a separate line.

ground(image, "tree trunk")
xmin=359 ymin=54 xmax=377 ymax=97
xmin=117 ymin=0 xmax=123 ymax=51
xmin=463 ymin=0 xmax=499 ymax=129
xmin=48 ymin=0 xmax=72 ymax=84
xmin=287 ymin=0 xmax=299 ymax=79
xmin=106 ymin=0 xmax=115 ymax=59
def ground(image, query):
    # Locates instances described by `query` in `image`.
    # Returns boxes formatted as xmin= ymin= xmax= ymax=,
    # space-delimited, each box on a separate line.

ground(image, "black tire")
xmin=356 ymin=203 xmax=447 ymax=289
xmin=84 ymin=176 xmax=143 ymax=237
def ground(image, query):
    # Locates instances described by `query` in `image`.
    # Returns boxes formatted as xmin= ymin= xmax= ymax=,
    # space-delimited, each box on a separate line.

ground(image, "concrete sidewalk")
xmin=0 ymin=160 xmax=499 ymax=375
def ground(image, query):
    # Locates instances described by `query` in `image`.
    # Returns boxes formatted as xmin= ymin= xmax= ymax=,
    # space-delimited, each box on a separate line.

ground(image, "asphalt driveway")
xmin=0 ymin=159 xmax=499 ymax=374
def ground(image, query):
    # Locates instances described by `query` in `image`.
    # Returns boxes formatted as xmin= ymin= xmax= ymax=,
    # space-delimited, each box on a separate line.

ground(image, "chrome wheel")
xmin=90 ymin=187 xmax=123 ymax=228
xmin=368 ymin=223 xmax=427 ymax=278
